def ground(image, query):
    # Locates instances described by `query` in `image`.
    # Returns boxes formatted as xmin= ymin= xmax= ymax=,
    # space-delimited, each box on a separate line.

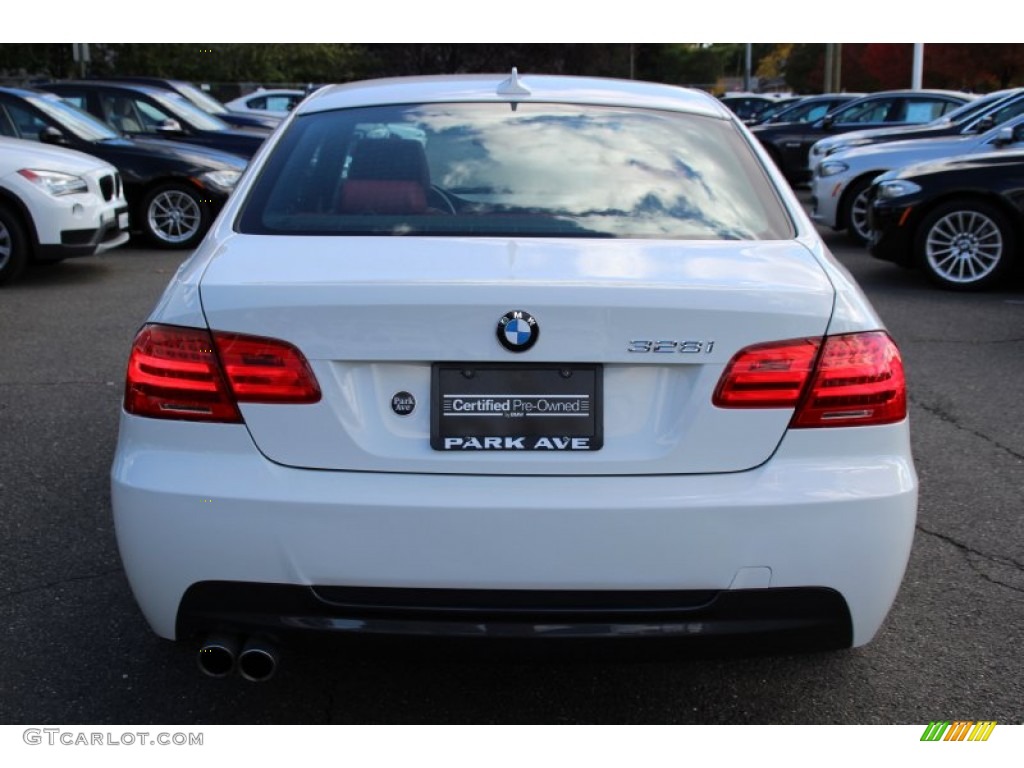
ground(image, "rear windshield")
xmin=238 ymin=102 xmax=793 ymax=240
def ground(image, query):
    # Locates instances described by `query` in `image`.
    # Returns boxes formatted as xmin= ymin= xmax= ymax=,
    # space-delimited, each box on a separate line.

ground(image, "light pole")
xmin=744 ymin=43 xmax=752 ymax=91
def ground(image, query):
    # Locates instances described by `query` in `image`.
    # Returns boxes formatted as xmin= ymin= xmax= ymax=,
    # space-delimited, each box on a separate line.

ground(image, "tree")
xmin=784 ymin=44 xmax=825 ymax=92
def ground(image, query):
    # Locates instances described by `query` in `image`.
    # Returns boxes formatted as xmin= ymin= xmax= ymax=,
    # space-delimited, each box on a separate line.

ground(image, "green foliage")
xmin=0 ymin=43 xmax=76 ymax=78
xmin=783 ymin=44 xmax=826 ymax=93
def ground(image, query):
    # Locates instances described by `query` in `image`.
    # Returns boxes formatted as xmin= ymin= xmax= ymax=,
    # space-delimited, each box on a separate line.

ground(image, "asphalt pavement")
xmin=0 ymin=235 xmax=1021 ymax=724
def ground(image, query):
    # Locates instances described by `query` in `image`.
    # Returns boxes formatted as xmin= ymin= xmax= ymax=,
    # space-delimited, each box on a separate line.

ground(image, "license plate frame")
xmin=431 ymin=363 xmax=603 ymax=451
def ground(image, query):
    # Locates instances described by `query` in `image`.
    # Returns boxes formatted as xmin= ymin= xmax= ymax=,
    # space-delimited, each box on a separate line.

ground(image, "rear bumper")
xmin=178 ymin=582 xmax=853 ymax=650
xmin=112 ymin=415 xmax=917 ymax=648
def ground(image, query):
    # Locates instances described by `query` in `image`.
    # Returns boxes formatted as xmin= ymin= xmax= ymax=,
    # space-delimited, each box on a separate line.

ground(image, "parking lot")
xmin=1 ymin=230 xmax=1022 ymax=725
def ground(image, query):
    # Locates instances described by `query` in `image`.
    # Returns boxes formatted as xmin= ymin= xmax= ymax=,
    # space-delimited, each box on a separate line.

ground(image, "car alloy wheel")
xmin=0 ymin=205 xmax=28 ymax=285
xmin=916 ymin=200 xmax=1014 ymax=291
xmin=843 ymin=176 xmax=874 ymax=245
xmin=143 ymin=183 xmax=208 ymax=249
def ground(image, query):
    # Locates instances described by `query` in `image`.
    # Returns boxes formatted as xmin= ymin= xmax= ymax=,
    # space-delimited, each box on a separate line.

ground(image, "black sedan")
xmin=88 ymin=77 xmax=282 ymax=131
xmin=0 ymin=87 xmax=247 ymax=248
xmin=41 ymin=81 xmax=269 ymax=160
xmin=868 ymin=142 xmax=1024 ymax=290
xmin=720 ymin=94 xmax=799 ymax=124
xmin=751 ymin=93 xmax=862 ymax=126
xmin=812 ymin=87 xmax=1024 ymax=161
xmin=751 ymin=89 xmax=972 ymax=185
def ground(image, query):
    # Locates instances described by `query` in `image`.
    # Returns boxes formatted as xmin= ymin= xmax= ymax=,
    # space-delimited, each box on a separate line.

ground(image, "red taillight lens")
xmin=714 ymin=331 xmax=906 ymax=428
xmin=713 ymin=338 xmax=821 ymax=408
xmin=212 ymin=333 xmax=321 ymax=403
xmin=791 ymin=331 xmax=906 ymax=428
xmin=125 ymin=325 xmax=320 ymax=422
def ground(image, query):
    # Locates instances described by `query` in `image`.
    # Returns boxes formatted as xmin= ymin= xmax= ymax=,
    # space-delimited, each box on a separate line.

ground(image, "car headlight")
xmin=875 ymin=180 xmax=922 ymax=200
xmin=818 ymin=161 xmax=849 ymax=178
xmin=196 ymin=170 xmax=242 ymax=194
xmin=17 ymin=169 xmax=88 ymax=197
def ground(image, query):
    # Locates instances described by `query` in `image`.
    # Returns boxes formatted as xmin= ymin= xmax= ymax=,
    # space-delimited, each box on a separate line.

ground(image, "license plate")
xmin=431 ymin=363 xmax=602 ymax=451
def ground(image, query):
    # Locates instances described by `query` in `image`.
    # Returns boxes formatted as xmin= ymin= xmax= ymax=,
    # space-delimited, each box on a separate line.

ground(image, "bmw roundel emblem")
xmin=497 ymin=310 xmax=539 ymax=352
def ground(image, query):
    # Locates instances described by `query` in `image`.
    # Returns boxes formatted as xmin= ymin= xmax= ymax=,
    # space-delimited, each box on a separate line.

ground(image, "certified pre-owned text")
xmin=442 ymin=394 xmax=590 ymax=418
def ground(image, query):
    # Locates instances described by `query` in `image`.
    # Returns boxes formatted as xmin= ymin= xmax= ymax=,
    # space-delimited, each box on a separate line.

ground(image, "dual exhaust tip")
xmin=197 ymin=634 xmax=278 ymax=682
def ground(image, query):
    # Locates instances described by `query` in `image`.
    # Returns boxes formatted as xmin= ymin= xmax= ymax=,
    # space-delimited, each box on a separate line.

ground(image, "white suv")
xmin=0 ymin=137 xmax=129 ymax=284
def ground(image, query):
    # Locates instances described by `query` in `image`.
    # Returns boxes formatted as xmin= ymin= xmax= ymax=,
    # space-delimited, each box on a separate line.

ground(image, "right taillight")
xmin=124 ymin=324 xmax=320 ymax=422
xmin=714 ymin=331 xmax=906 ymax=428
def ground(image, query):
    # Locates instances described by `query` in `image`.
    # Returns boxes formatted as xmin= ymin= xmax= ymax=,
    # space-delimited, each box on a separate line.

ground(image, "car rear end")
xmin=111 ymin=76 xmax=917 ymax=671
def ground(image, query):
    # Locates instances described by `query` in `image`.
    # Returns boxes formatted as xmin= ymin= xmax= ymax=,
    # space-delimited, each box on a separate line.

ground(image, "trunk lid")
xmin=198 ymin=235 xmax=835 ymax=475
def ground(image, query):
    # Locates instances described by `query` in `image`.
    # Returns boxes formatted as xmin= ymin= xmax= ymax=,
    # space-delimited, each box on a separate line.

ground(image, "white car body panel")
xmin=197 ymin=236 xmax=835 ymax=474
xmin=112 ymin=416 xmax=916 ymax=646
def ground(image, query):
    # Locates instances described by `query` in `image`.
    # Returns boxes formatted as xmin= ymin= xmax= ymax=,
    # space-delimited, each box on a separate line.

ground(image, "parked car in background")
xmin=751 ymin=89 xmax=973 ymax=184
xmin=225 ymin=88 xmax=306 ymax=118
xmin=111 ymin=73 xmax=916 ymax=680
xmin=810 ymin=87 xmax=1024 ymax=162
xmin=869 ymin=148 xmax=1024 ymax=290
xmin=89 ymin=77 xmax=282 ymax=131
xmin=0 ymin=136 xmax=128 ymax=284
xmin=0 ymin=86 xmax=246 ymax=248
xmin=42 ymin=81 xmax=270 ymax=159
xmin=811 ymin=115 xmax=1024 ymax=243
xmin=743 ymin=96 xmax=805 ymax=125
xmin=750 ymin=93 xmax=863 ymax=126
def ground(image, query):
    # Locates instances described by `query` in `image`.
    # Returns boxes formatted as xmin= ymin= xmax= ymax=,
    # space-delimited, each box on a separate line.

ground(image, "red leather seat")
xmin=337 ymin=138 xmax=429 ymax=215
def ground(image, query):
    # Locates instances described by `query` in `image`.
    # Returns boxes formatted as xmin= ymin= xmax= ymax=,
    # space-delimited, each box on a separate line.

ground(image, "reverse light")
xmin=212 ymin=333 xmax=321 ymax=403
xmin=714 ymin=332 xmax=906 ymax=428
xmin=713 ymin=338 xmax=820 ymax=408
xmin=124 ymin=325 xmax=320 ymax=422
xmin=17 ymin=169 xmax=88 ymax=196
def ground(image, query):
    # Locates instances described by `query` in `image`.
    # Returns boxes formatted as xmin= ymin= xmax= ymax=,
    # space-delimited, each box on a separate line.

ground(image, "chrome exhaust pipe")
xmin=196 ymin=633 xmax=238 ymax=678
xmin=238 ymin=637 xmax=279 ymax=683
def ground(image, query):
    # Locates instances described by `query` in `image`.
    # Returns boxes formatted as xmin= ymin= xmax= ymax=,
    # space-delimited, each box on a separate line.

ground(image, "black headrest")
xmin=347 ymin=138 xmax=430 ymax=186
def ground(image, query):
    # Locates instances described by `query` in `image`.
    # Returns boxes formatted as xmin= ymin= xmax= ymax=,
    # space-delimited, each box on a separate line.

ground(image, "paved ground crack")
xmin=917 ymin=524 xmax=1024 ymax=595
xmin=911 ymin=395 xmax=1024 ymax=462
xmin=1 ymin=567 xmax=122 ymax=603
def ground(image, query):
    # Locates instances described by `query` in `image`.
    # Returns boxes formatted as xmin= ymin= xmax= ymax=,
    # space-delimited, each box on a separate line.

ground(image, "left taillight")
xmin=124 ymin=324 xmax=320 ymax=422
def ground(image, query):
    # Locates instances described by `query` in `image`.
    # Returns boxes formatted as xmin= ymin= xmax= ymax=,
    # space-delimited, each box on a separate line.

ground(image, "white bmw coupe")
xmin=112 ymin=72 xmax=917 ymax=681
